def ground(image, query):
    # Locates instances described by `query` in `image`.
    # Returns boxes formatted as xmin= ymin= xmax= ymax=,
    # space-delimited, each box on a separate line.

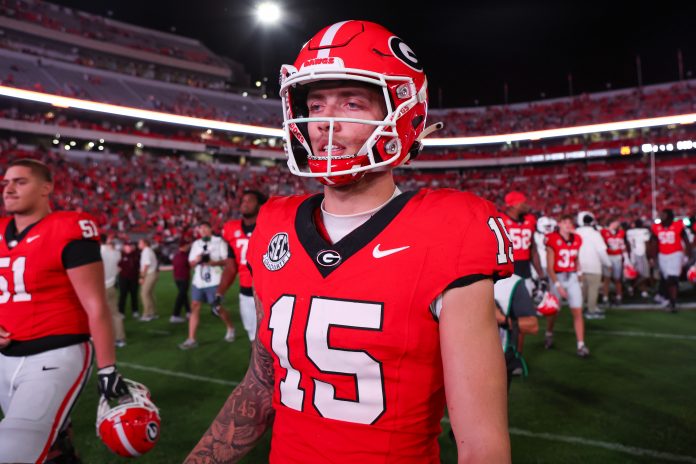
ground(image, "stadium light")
xmin=256 ymin=2 xmax=281 ymax=24
xmin=2 ymin=85 xmax=696 ymax=146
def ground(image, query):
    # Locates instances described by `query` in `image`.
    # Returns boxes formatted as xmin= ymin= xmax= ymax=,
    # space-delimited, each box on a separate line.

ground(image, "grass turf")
xmin=8 ymin=272 xmax=696 ymax=463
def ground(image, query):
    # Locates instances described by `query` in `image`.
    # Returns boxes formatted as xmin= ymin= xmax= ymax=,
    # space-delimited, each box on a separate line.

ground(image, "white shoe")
xmin=115 ymin=339 xmax=127 ymax=348
xmin=178 ymin=339 xmax=198 ymax=350
xmin=169 ymin=315 xmax=186 ymax=323
xmin=224 ymin=328 xmax=236 ymax=343
xmin=132 ymin=312 xmax=140 ymax=319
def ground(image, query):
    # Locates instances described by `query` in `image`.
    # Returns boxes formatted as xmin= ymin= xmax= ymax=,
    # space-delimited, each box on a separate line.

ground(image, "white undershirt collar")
xmin=320 ymin=187 xmax=401 ymax=244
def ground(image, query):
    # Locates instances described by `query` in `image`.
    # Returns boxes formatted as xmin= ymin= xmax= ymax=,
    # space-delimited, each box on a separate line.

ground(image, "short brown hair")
xmin=8 ymin=158 xmax=53 ymax=182
xmin=560 ymin=214 xmax=574 ymax=223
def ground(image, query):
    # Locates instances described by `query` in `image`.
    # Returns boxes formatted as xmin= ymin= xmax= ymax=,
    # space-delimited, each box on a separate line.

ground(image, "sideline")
xmin=119 ymin=361 xmax=696 ymax=463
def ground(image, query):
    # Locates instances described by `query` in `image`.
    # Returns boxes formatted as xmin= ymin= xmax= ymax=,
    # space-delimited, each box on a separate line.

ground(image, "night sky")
xmin=52 ymin=0 xmax=695 ymax=108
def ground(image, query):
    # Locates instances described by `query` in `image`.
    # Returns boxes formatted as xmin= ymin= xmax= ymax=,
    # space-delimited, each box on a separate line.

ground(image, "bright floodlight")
xmin=256 ymin=2 xmax=281 ymax=24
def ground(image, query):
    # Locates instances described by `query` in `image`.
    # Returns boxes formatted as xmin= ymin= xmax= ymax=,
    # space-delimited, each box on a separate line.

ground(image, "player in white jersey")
xmin=626 ymin=219 xmax=652 ymax=298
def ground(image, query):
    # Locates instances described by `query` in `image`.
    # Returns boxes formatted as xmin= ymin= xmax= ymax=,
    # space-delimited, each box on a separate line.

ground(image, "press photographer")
xmin=178 ymin=221 xmax=236 ymax=350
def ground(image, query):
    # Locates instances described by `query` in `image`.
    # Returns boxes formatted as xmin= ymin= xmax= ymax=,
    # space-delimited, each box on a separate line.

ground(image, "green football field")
xmin=36 ymin=273 xmax=696 ymax=462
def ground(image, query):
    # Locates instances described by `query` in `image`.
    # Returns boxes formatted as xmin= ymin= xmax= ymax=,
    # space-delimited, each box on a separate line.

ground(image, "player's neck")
xmin=560 ymin=230 xmax=572 ymax=240
xmin=13 ymin=206 xmax=50 ymax=234
xmin=242 ymin=216 xmax=256 ymax=226
xmin=322 ymin=171 xmax=396 ymax=215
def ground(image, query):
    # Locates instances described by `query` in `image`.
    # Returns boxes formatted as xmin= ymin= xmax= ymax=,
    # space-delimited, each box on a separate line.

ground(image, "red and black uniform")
xmin=0 ymin=211 xmax=101 ymax=355
xmin=545 ymin=231 xmax=582 ymax=273
xmin=652 ymin=221 xmax=685 ymax=255
xmin=601 ymin=228 xmax=626 ymax=255
xmin=248 ymin=189 xmax=513 ymax=464
xmin=222 ymin=220 xmax=254 ymax=297
xmin=500 ymin=212 xmax=536 ymax=278
xmin=0 ymin=211 xmax=102 ymax=462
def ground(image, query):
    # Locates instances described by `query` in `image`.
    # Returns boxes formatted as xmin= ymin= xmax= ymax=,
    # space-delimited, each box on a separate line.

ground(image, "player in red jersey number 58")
xmin=0 ymin=159 xmax=156 ymax=462
xmin=187 ymin=20 xmax=513 ymax=464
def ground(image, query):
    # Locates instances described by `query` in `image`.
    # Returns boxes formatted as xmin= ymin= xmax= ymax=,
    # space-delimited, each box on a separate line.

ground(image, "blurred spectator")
xmin=576 ymin=214 xmax=611 ymax=319
xmin=118 ymin=240 xmax=140 ymax=318
xmin=178 ymin=221 xmax=235 ymax=350
xmin=101 ymin=233 xmax=125 ymax=347
xmin=171 ymin=240 xmax=191 ymax=323
xmin=138 ymin=238 xmax=159 ymax=321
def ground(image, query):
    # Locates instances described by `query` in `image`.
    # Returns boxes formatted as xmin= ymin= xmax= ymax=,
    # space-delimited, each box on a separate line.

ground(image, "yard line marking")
xmin=508 ymin=428 xmax=696 ymax=463
xmin=120 ymin=361 xmax=696 ymax=462
xmin=120 ymin=362 xmax=239 ymax=387
xmin=558 ymin=329 xmax=696 ymax=341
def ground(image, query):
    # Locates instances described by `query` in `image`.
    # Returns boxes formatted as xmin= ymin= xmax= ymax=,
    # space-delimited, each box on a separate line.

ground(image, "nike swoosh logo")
xmin=27 ymin=235 xmax=40 ymax=243
xmin=372 ymin=244 xmax=410 ymax=259
xmin=42 ymin=366 xmax=58 ymax=371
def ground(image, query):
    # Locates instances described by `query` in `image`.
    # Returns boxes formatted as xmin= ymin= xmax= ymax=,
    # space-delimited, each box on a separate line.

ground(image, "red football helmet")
xmin=96 ymin=380 xmax=161 ymax=457
xmin=280 ymin=20 xmax=437 ymax=186
xmin=687 ymin=265 xmax=696 ymax=283
xmin=536 ymin=292 xmax=560 ymax=317
xmin=623 ymin=262 xmax=638 ymax=280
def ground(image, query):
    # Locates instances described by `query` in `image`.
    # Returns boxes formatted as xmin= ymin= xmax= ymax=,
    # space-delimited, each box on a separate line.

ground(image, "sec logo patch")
xmin=263 ymin=232 xmax=291 ymax=271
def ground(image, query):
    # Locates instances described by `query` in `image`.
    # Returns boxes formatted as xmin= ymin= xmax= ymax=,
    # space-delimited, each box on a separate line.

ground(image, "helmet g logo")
xmin=146 ymin=422 xmax=159 ymax=442
xmin=389 ymin=37 xmax=422 ymax=71
xmin=263 ymin=232 xmax=291 ymax=271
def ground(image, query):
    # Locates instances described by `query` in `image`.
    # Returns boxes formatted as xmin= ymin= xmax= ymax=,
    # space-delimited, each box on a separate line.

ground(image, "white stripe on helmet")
xmin=316 ymin=21 xmax=350 ymax=58
xmin=115 ymin=421 xmax=141 ymax=457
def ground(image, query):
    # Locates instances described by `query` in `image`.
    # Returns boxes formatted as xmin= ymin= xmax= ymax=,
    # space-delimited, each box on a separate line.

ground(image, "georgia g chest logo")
xmin=263 ymin=232 xmax=291 ymax=271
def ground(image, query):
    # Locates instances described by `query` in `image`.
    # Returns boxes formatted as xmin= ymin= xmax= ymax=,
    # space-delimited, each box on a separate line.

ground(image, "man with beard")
xmin=216 ymin=190 xmax=267 ymax=343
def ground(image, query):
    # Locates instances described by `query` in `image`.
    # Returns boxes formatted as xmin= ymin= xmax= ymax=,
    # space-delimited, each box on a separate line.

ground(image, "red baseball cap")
xmin=504 ymin=191 xmax=527 ymax=207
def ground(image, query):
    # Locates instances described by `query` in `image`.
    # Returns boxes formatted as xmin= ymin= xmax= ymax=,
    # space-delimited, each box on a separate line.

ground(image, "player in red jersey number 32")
xmin=187 ymin=20 xmax=514 ymax=464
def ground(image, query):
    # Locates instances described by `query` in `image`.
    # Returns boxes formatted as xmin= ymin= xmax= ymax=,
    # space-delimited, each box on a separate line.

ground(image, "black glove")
xmin=97 ymin=365 xmax=130 ymax=400
xmin=211 ymin=294 xmax=222 ymax=317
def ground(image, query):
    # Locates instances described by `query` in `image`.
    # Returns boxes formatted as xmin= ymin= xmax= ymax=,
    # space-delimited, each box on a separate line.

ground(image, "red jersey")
xmin=545 ymin=231 xmax=582 ymax=273
xmin=652 ymin=220 xmax=685 ymax=255
xmin=248 ymin=189 xmax=513 ymax=464
xmin=601 ymin=228 xmax=626 ymax=256
xmin=222 ymin=219 xmax=254 ymax=288
xmin=500 ymin=212 xmax=536 ymax=260
xmin=0 ymin=212 xmax=99 ymax=341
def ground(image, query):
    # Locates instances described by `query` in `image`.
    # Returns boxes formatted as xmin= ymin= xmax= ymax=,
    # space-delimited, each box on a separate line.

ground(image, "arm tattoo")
xmin=185 ymin=293 xmax=275 ymax=463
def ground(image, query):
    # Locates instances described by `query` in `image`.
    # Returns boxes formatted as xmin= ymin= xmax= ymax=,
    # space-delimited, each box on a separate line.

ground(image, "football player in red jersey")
xmin=600 ymin=217 xmax=626 ymax=306
xmin=500 ymin=191 xmax=543 ymax=362
xmin=544 ymin=214 xmax=589 ymax=357
xmin=215 ymin=190 xmax=267 ymax=343
xmin=0 ymin=159 xmax=133 ymax=462
xmin=649 ymin=209 xmax=692 ymax=312
xmin=187 ymin=21 xmax=513 ymax=464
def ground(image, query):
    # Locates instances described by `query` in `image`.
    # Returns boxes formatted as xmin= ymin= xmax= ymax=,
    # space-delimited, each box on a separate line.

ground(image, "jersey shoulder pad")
xmin=416 ymin=188 xmax=497 ymax=227
xmin=51 ymin=211 xmax=101 ymax=242
xmin=257 ymin=194 xmax=313 ymax=226
xmin=222 ymin=219 xmax=241 ymax=242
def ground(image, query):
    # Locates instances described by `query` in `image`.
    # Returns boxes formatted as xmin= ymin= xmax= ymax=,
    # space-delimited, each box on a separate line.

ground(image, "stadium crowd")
xmin=0 ymin=142 xmax=693 ymax=253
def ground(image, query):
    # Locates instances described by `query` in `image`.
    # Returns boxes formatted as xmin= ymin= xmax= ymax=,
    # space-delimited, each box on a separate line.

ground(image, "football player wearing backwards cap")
xmin=499 ymin=191 xmax=543 ymax=363
xmin=187 ymin=20 xmax=513 ymax=464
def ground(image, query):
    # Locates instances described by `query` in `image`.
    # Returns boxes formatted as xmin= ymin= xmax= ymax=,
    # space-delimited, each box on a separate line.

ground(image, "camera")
xmin=200 ymin=243 xmax=210 ymax=263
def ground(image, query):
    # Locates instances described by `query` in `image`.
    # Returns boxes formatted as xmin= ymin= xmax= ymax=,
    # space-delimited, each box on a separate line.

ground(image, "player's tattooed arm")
xmin=185 ymin=293 xmax=275 ymax=464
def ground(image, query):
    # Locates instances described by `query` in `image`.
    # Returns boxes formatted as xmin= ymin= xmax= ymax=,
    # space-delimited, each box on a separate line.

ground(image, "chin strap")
xmin=407 ymin=121 xmax=445 ymax=161
xmin=417 ymin=121 xmax=444 ymax=142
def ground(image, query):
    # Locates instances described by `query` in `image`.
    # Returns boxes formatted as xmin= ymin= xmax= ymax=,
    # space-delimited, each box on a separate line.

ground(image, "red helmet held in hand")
xmin=96 ymin=380 xmax=160 ymax=457
xmin=536 ymin=292 xmax=560 ymax=317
